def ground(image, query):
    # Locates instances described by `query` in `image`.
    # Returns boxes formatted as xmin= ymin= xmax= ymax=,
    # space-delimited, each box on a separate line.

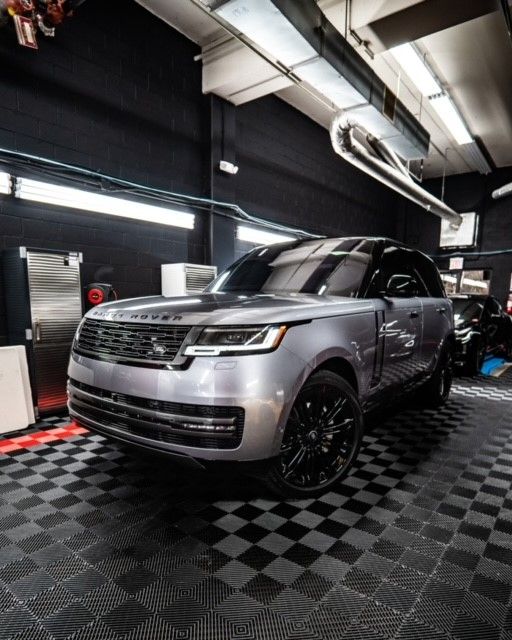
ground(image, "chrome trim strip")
xmin=68 ymin=383 xmax=236 ymax=427
xmin=69 ymin=396 xmax=235 ymax=440
xmin=69 ymin=410 xmax=206 ymax=467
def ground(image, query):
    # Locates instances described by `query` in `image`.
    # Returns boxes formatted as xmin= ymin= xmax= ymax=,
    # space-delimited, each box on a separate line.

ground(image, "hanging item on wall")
xmin=13 ymin=13 xmax=38 ymax=48
xmin=84 ymin=282 xmax=117 ymax=312
xmin=0 ymin=0 xmax=77 ymax=48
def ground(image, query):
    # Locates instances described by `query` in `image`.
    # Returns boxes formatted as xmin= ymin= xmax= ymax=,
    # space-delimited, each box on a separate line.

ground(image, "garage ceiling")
xmin=137 ymin=0 xmax=512 ymax=178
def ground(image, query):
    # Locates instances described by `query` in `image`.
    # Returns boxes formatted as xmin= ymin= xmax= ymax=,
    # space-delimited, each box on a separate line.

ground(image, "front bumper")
xmin=67 ymin=348 xmax=310 ymax=462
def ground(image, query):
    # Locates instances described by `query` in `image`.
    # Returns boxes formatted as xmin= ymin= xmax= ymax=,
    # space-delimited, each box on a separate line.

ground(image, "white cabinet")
xmin=161 ymin=263 xmax=217 ymax=297
xmin=0 ymin=346 xmax=35 ymax=434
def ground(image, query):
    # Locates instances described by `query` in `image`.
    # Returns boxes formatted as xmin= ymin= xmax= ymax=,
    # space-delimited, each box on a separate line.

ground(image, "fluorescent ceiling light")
xmin=389 ymin=43 xmax=441 ymax=97
xmin=429 ymin=94 xmax=473 ymax=145
xmin=391 ymin=42 xmax=474 ymax=147
xmin=15 ymin=178 xmax=195 ymax=229
xmin=0 ymin=171 xmax=11 ymax=195
xmin=237 ymin=225 xmax=295 ymax=246
xmin=464 ymin=140 xmax=492 ymax=175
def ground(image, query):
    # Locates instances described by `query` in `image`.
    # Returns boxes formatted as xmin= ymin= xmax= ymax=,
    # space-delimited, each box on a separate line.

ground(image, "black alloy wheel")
xmin=266 ymin=371 xmax=363 ymax=497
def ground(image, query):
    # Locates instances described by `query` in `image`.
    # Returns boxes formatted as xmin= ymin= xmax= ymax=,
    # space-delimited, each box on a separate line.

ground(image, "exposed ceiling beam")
xmin=355 ymin=0 xmax=499 ymax=53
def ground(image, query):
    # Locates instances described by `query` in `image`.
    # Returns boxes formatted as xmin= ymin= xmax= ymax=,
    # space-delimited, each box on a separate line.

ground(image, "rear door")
xmin=413 ymin=251 xmax=451 ymax=372
xmin=369 ymin=245 xmax=423 ymax=388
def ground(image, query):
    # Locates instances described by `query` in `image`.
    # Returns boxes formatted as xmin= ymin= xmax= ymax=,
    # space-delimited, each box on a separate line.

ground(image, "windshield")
xmin=452 ymin=298 xmax=484 ymax=327
xmin=208 ymin=238 xmax=374 ymax=296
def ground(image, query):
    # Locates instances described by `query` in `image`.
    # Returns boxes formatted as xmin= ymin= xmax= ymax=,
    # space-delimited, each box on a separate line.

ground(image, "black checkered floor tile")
xmin=1 ymin=374 xmax=511 ymax=639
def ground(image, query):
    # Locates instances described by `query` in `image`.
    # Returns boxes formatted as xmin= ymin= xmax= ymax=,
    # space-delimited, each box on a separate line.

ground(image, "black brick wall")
xmin=400 ymin=167 xmax=512 ymax=306
xmin=0 ymin=0 xmax=206 ymax=343
xmin=0 ymin=1 xmax=206 ymax=193
xmin=234 ymin=96 xmax=403 ymax=238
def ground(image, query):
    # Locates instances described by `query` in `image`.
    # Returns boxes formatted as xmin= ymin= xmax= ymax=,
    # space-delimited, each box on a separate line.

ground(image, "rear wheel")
xmin=421 ymin=345 xmax=453 ymax=407
xmin=265 ymin=371 xmax=363 ymax=497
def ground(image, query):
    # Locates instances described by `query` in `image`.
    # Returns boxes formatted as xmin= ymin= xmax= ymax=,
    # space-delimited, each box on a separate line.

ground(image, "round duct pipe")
xmin=330 ymin=112 xmax=462 ymax=228
xmin=492 ymin=182 xmax=512 ymax=200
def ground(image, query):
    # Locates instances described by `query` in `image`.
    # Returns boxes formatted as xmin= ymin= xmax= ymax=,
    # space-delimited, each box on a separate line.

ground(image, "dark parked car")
xmin=451 ymin=294 xmax=512 ymax=374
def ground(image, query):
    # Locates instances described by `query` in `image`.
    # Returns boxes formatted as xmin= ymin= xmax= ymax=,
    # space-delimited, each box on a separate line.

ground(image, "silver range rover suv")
xmin=68 ymin=237 xmax=454 ymax=496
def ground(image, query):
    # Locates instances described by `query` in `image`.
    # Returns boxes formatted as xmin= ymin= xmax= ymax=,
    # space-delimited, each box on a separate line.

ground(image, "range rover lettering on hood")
xmin=91 ymin=310 xmax=184 ymax=322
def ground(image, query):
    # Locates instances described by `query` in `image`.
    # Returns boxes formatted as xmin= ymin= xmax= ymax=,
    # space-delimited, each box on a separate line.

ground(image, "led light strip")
xmin=390 ymin=43 xmax=441 ymax=97
xmin=15 ymin=177 xmax=195 ymax=230
xmin=0 ymin=171 xmax=12 ymax=195
xmin=237 ymin=224 xmax=295 ymax=245
xmin=428 ymin=94 xmax=473 ymax=146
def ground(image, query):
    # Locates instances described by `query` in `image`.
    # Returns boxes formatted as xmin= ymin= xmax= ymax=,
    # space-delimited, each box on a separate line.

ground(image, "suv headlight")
xmin=184 ymin=325 xmax=287 ymax=357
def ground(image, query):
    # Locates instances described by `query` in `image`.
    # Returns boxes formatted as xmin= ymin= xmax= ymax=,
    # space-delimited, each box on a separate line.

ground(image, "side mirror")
xmin=383 ymin=274 xmax=419 ymax=298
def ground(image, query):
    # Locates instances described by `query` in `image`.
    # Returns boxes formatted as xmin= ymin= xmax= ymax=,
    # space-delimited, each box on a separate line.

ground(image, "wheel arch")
xmin=272 ymin=353 xmax=360 ymax=456
xmin=310 ymin=356 xmax=359 ymax=395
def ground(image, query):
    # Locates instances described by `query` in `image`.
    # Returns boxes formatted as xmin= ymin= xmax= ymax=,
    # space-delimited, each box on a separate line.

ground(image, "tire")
xmin=264 ymin=370 xmax=364 ymax=498
xmin=503 ymin=339 xmax=512 ymax=361
xmin=465 ymin=338 xmax=485 ymax=376
xmin=421 ymin=344 xmax=454 ymax=408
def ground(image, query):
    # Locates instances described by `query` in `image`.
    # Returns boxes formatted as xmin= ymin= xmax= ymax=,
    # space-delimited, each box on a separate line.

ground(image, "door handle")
xmin=409 ymin=311 xmax=419 ymax=318
xmin=34 ymin=318 xmax=42 ymax=343
xmin=436 ymin=307 xmax=446 ymax=314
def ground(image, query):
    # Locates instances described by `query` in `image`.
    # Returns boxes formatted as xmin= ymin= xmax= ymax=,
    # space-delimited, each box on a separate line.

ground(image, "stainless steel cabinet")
xmin=3 ymin=247 xmax=83 ymax=416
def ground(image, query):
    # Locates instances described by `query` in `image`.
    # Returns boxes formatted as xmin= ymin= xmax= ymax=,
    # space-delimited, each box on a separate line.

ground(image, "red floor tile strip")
xmin=0 ymin=424 xmax=89 ymax=454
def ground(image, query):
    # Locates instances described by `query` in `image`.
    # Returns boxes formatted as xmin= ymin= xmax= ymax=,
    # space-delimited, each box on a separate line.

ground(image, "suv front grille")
xmin=74 ymin=319 xmax=191 ymax=365
xmin=68 ymin=379 xmax=244 ymax=450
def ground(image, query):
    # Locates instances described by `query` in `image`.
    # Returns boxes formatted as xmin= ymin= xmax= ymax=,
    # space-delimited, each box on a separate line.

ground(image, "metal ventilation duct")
xmin=330 ymin=112 xmax=462 ymax=226
xmin=492 ymin=182 xmax=512 ymax=200
xmin=203 ymin=0 xmax=430 ymax=160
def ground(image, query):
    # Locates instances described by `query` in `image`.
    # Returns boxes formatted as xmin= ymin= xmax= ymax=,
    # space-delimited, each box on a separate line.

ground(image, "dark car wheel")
xmin=421 ymin=345 xmax=453 ymax=408
xmin=465 ymin=338 xmax=485 ymax=376
xmin=265 ymin=370 xmax=364 ymax=498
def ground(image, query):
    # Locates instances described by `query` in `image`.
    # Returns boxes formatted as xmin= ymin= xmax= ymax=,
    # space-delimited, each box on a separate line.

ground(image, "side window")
xmin=324 ymin=240 xmax=374 ymax=297
xmin=413 ymin=252 xmax=445 ymax=298
xmin=367 ymin=247 xmax=426 ymax=298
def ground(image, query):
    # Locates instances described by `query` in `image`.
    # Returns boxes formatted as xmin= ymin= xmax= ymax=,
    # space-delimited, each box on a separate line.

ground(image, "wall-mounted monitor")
xmin=440 ymin=212 xmax=478 ymax=248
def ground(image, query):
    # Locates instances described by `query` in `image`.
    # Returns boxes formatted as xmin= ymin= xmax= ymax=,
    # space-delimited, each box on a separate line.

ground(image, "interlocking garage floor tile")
xmin=1 ymin=373 xmax=512 ymax=639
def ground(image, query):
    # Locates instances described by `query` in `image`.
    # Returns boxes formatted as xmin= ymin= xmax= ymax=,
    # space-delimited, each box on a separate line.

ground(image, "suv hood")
xmin=86 ymin=293 xmax=374 ymax=326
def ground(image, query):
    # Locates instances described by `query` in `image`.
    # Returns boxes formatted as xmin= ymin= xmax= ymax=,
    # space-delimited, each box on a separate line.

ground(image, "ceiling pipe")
xmin=492 ymin=182 xmax=512 ymax=200
xmin=330 ymin=111 xmax=462 ymax=227
xmin=500 ymin=0 xmax=512 ymax=44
